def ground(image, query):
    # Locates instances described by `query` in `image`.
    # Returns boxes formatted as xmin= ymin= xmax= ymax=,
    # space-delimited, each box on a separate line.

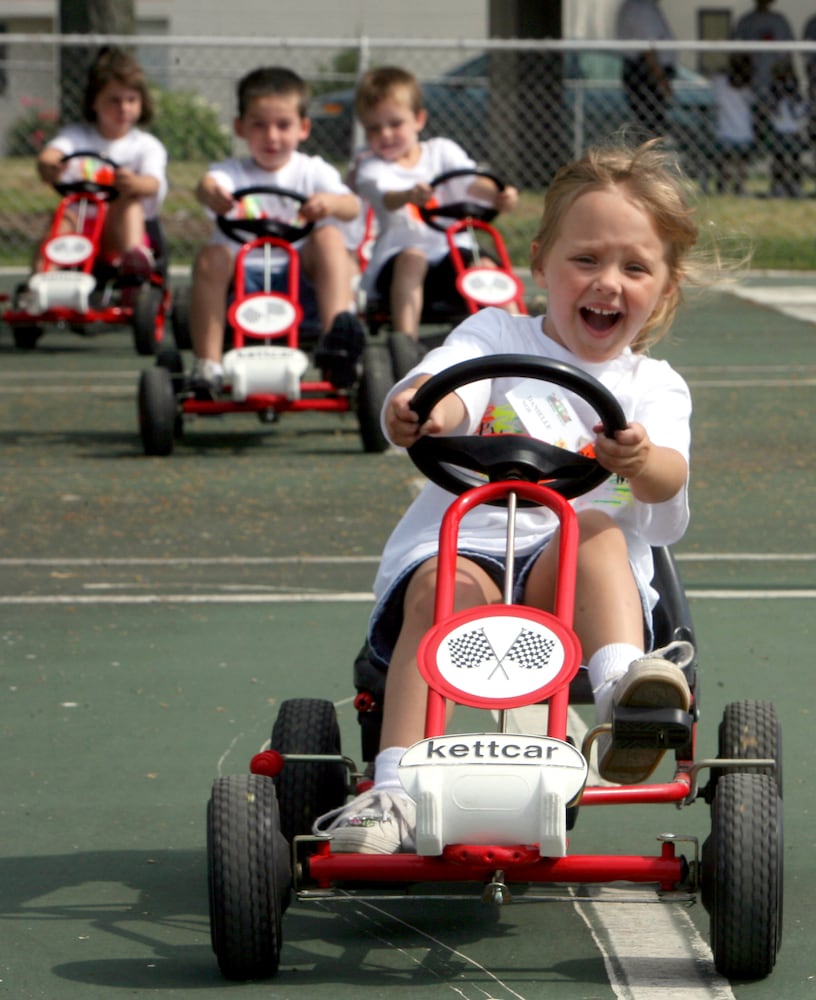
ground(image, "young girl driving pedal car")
xmin=316 ymin=138 xmax=721 ymax=854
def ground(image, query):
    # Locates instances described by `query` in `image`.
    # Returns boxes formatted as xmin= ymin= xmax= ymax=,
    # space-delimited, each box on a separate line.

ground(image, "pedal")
xmin=612 ymin=707 xmax=693 ymax=750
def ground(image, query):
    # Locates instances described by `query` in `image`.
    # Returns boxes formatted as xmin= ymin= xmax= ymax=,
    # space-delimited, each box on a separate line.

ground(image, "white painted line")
xmin=0 ymin=552 xmax=810 ymax=567
xmin=573 ymin=889 xmax=735 ymax=1000
xmin=0 ymin=592 xmax=376 ymax=605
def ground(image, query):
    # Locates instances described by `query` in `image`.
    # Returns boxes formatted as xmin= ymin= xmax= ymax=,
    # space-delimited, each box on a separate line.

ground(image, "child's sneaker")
xmin=314 ymin=311 xmax=365 ymax=388
xmin=313 ymin=787 xmax=416 ymax=854
xmin=190 ymin=358 xmax=223 ymax=400
xmin=596 ymin=641 xmax=693 ymax=784
xmin=120 ymin=245 xmax=155 ymax=280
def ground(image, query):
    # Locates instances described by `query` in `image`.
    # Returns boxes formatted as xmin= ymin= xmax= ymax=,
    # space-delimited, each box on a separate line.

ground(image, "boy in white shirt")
xmin=352 ymin=66 xmax=518 ymax=341
xmin=190 ymin=67 xmax=363 ymax=396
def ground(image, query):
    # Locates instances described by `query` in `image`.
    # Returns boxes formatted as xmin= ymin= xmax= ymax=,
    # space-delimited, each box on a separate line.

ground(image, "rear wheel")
xmin=138 ymin=366 xmax=177 ymax=456
xmin=12 ymin=325 xmax=44 ymax=350
xmin=702 ymin=772 xmax=783 ymax=980
xmin=170 ymin=284 xmax=192 ymax=350
xmin=132 ymin=283 xmax=163 ymax=356
xmin=271 ymin=698 xmax=347 ymax=843
xmin=356 ymin=342 xmax=392 ymax=453
xmin=388 ymin=330 xmax=422 ymax=381
xmin=714 ymin=699 xmax=782 ymax=794
xmin=207 ymin=773 xmax=289 ymax=981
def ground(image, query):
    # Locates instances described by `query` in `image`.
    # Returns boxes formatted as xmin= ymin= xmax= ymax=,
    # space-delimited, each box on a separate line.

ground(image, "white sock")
xmin=588 ymin=643 xmax=644 ymax=724
xmin=373 ymin=746 xmax=407 ymax=790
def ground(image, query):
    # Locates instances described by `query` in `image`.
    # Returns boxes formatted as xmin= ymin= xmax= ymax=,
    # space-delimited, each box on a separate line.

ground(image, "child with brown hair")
xmin=36 ymin=46 xmax=167 ymax=276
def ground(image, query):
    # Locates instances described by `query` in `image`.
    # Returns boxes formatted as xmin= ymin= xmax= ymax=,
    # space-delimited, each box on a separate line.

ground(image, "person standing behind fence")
xmin=732 ymin=0 xmax=795 ymax=151
xmin=768 ymin=60 xmax=808 ymax=196
xmin=802 ymin=12 xmax=816 ymax=155
xmin=616 ymin=0 xmax=677 ymax=138
xmin=711 ymin=54 xmax=755 ymax=195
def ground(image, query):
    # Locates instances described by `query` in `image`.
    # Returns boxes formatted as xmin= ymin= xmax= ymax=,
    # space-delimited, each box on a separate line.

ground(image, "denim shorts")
xmin=367 ymin=545 xmax=654 ymax=674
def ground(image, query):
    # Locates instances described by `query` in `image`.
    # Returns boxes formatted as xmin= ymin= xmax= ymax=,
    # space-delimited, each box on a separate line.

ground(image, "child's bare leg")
xmin=390 ymin=248 xmax=429 ymax=338
xmin=380 ymin=555 xmax=502 ymax=750
xmin=523 ymin=509 xmax=644 ymax=658
xmin=525 ymin=509 xmax=691 ymax=782
xmin=301 ymin=224 xmax=353 ymax=329
xmin=101 ymin=195 xmax=146 ymax=258
xmin=189 ymin=244 xmax=233 ymax=363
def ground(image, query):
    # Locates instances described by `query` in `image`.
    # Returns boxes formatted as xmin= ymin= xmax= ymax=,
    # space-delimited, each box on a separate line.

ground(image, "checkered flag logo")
xmin=503 ymin=628 xmax=556 ymax=670
xmin=446 ymin=627 xmax=497 ymax=671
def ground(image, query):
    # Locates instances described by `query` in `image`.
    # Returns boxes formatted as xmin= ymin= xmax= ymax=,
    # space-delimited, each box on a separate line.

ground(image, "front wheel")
xmin=12 ymin=325 xmax=44 ymax=350
xmin=132 ymin=283 xmax=163 ymax=356
xmin=356 ymin=342 xmax=392 ymax=453
xmin=138 ymin=366 xmax=177 ymax=456
xmin=702 ymin=772 xmax=783 ymax=980
xmin=207 ymin=773 xmax=290 ymax=981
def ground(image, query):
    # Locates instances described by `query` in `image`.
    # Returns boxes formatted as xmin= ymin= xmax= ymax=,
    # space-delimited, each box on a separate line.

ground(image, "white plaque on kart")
xmin=418 ymin=604 xmax=581 ymax=710
xmin=456 ymin=267 xmax=522 ymax=307
xmin=399 ymin=733 xmax=588 ymax=856
xmin=230 ymin=292 xmax=298 ymax=336
xmin=43 ymin=234 xmax=94 ymax=267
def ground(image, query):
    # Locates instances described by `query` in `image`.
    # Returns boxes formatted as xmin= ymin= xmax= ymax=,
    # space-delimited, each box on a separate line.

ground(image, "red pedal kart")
xmin=364 ymin=168 xmax=528 ymax=379
xmin=206 ymin=356 xmax=783 ymax=983
xmin=138 ymin=185 xmax=393 ymax=456
xmin=1 ymin=151 xmax=169 ymax=356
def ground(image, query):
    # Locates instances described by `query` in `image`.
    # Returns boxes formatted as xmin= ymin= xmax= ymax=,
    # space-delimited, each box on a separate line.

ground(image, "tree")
xmin=58 ymin=0 xmax=136 ymax=121
xmin=488 ymin=0 xmax=565 ymax=187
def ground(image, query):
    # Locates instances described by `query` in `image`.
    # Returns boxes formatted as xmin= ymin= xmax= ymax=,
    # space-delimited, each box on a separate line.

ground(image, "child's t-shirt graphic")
xmin=479 ymin=378 xmax=634 ymax=514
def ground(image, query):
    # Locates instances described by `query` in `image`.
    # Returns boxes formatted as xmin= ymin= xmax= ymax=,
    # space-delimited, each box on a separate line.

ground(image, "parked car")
xmin=305 ymin=51 xmax=715 ymax=182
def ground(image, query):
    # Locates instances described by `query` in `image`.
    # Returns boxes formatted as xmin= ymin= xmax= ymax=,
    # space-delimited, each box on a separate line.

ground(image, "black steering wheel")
xmin=217 ymin=185 xmax=316 ymax=245
xmin=419 ymin=168 xmax=505 ymax=233
xmin=408 ymin=355 xmax=627 ymax=505
xmin=55 ymin=151 xmax=119 ymax=201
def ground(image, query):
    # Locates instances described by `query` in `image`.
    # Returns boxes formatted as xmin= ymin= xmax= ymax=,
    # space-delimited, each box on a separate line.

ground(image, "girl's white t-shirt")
xmin=47 ymin=123 xmax=168 ymax=219
xmin=373 ymin=309 xmax=692 ymax=611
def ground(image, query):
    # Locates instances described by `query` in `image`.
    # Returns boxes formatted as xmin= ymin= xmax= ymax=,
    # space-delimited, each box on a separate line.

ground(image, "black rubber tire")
xmin=138 ymin=366 xmax=177 ymax=456
xmin=713 ymin=700 xmax=782 ymax=797
xmin=132 ymin=283 xmax=163 ymax=356
xmin=388 ymin=330 xmax=422 ymax=381
xmin=170 ymin=284 xmax=192 ymax=351
xmin=12 ymin=325 xmax=44 ymax=350
xmin=356 ymin=341 xmax=392 ymax=453
xmin=207 ymin=773 xmax=290 ymax=981
xmin=702 ymin=772 xmax=783 ymax=980
xmin=271 ymin=698 xmax=347 ymax=844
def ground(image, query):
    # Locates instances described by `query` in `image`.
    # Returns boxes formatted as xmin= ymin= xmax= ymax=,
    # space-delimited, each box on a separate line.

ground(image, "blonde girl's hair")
xmin=530 ymin=138 xmax=709 ymax=352
xmin=354 ymin=66 xmax=425 ymax=118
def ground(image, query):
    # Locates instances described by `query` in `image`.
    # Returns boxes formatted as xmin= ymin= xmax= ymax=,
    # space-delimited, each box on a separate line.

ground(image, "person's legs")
xmin=189 ymin=243 xmax=234 ymax=394
xmin=315 ymin=555 xmax=502 ymax=852
xmin=307 ymin=225 xmax=365 ymax=387
xmin=301 ymin=223 xmax=354 ymax=329
xmin=389 ymin=248 xmax=429 ymax=338
xmin=101 ymin=194 xmax=147 ymax=261
xmin=524 ymin=509 xmax=691 ymax=783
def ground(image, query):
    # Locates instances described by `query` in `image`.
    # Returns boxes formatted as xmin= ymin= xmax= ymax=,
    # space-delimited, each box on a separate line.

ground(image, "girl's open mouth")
xmin=581 ymin=306 xmax=621 ymax=333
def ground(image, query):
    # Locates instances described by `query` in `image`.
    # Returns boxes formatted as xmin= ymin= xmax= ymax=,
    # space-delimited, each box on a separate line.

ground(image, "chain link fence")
xmin=2 ymin=34 xmax=816 ymax=265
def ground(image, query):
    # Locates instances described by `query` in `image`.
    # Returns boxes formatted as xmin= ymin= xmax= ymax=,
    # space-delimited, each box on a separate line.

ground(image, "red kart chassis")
xmin=255 ymin=481 xmax=704 ymax=894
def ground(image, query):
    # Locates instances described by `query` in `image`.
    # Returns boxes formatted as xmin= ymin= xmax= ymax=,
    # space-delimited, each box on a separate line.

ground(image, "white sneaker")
xmin=596 ymin=641 xmax=693 ymax=784
xmin=190 ymin=358 xmax=223 ymax=400
xmin=313 ymin=787 xmax=416 ymax=854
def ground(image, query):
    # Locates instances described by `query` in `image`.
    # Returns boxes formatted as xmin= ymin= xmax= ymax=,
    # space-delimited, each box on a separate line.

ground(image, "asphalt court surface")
xmin=1 ymin=273 xmax=814 ymax=998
